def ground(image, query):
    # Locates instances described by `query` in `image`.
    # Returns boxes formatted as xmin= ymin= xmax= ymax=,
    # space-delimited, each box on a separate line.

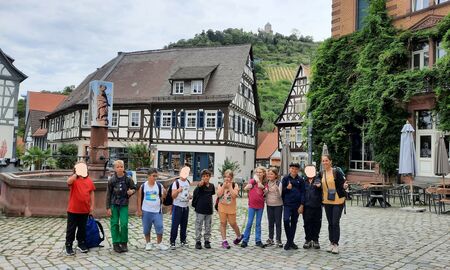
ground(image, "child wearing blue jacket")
xmin=281 ymin=162 xmax=305 ymax=250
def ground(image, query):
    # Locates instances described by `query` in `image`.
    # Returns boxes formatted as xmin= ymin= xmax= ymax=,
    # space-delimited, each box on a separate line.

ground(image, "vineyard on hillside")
xmin=266 ymin=65 xmax=297 ymax=82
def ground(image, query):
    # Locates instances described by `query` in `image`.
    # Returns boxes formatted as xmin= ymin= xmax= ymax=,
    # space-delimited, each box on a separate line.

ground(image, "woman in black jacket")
xmin=317 ymin=154 xmax=348 ymax=254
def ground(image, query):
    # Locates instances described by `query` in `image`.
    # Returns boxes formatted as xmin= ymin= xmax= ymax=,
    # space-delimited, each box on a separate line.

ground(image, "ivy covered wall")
xmin=307 ymin=0 xmax=450 ymax=175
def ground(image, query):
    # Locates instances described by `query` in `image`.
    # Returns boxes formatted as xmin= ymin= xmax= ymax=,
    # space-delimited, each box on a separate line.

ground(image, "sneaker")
xmin=276 ymin=241 xmax=283 ymax=248
xmin=222 ymin=240 xmax=231 ymax=249
xmin=180 ymin=241 xmax=189 ymax=248
xmin=326 ymin=244 xmax=333 ymax=253
xmin=255 ymin=241 xmax=265 ymax=248
xmin=204 ymin=241 xmax=211 ymax=249
xmin=291 ymin=243 xmax=299 ymax=250
xmin=145 ymin=243 xmax=153 ymax=251
xmin=195 ymin=241 xmax=202 ymax=249
xmin=266 ymin=239 xmax=274 ymax=246
xmin=170 ymin=243 xmax=176 ymax=250
xmin=283 ymin=243 xmax=291 ymax=250
xmin=233 ymin=235 xmax=243 ymax=245
xmin=113 ymin=243 xmax=123 ymax=253
xmin=120 ymin=242 xmax=128 ymax=252
xmin=313 ymin=241 xmax=320 ymax=249
xmin=77 ymin=243 xmax=88 ymax=253
xmin=240 ymin=241 xmax=248 ymax=248
xmin=331 ymin=244 xmax=339 ymax=254
xmin=303 ymin=240 xmax=312 ymax=249
xmin=65 ymin=245 xmax=75 ymax=256
xmin=156 ymin=243 xmax=169 ymax=251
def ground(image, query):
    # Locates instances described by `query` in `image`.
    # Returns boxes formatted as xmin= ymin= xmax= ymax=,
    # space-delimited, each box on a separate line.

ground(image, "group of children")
xmin=65 ymin=154 xmax=347 ymax=255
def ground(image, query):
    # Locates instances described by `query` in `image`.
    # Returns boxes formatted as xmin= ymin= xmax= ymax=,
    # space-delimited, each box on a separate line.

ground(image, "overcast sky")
xmin=0 ymin=0 xmax=331 ymax=96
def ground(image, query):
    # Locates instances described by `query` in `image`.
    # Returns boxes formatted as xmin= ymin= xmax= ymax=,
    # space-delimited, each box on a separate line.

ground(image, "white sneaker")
xmin=331 ymin=244 xmax=339 ymax=254
xmin=156 ymin=243 xmax=169 ymax=251
xmin=180 ymin=241 xmax=189 ymax=248
xmin=145 ymin=242 xmax=153 ymax=251
xmin=326 ymin=244 xmax=333 ymax=253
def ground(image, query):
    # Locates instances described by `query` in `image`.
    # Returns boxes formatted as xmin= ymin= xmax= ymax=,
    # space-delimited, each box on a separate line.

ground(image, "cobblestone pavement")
xmin=0 ymin=199 xmax=449 ymax=270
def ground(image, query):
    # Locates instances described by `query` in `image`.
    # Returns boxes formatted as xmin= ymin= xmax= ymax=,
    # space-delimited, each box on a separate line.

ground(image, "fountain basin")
xmin=0 ymin=170 xmax=176 ymax=217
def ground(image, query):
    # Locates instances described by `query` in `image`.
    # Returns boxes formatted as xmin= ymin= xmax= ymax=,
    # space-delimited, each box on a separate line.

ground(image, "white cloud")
xmin=0 ymin=0 xmax=331 ymax=95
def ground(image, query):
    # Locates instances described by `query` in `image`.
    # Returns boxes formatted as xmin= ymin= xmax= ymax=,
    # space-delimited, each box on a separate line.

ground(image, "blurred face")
xmin=255 ymin=169 xmax=265 ymax=180
xmin=267 ymin=171 xmax=277 ymax=181
xmin=147 ymin=173 xmax=158 ymax=183
xmin=289 ymin=166 xmax=299 ymax=176
xmin=201 ymin=174 xmax=211 ymax=183
xmin=114 ymin=163 xmax=125 ymax=175
xmin=321 ymin=156 xmax=332 ymax=170
xmin=224 ymin=173 xmax=233 ymax=184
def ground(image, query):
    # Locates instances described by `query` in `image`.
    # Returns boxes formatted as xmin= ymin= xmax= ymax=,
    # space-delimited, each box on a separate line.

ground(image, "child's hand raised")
xmin=287 ymin=180 xmax=292 ymax=190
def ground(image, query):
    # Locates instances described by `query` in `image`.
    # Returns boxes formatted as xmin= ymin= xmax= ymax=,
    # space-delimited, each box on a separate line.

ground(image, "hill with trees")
xmin=167 ymin=28 xmax=320 ymax=130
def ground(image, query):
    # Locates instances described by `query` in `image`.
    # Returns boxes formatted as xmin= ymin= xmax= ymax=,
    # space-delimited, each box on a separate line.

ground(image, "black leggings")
xmin=65 ymin=212 xmax=88 ymax=246
xmin=324 ymin=204 xmax=344 ymax=245
xmin=266 ymin=205 xmax=282 ymax=242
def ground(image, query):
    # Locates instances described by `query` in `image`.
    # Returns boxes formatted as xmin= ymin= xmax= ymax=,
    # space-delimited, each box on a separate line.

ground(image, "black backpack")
xmin=214 ymin=182 xmax=236 ymax=211
xmin=163 ymin=179 xmax=190 ymax=206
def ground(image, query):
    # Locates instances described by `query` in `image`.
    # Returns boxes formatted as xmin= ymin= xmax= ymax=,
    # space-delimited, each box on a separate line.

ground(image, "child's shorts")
xmin=219 ymin=211 xmax=237 ymax=225
xmin=142 ymin=210 xmax=164 ymax=235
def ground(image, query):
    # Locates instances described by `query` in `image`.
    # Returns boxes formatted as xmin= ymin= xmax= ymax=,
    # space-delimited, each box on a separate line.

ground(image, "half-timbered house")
xmin=0 ymin=48 xmax=27 ymax=163
xmin=275 ymin=64 xmax=310 ymax=168
xmin=46 ymin=44 xmax=261 ymax=181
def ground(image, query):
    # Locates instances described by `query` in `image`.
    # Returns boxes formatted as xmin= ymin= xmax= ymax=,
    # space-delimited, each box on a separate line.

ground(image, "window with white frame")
xmin=350 ymin=131 xmax=374 ymax=171
xmin=186 ymin=112 xmax=197 ymax=128
xmin=162 ymin=112 xmax=172 ymax=128
xmin=436 ymin=41 xmax=447 ymax=60
xmin=412 ymin=0 xmax=429 ymax=11
xmin=129 ymin=111 xmax=140 ymax=128
xmin=111 ymin=111 xmax=118 ymax=127
xmin=82 ymin=110 xmax=89 ymax=127
xmin=173 ymin=81 xmax=184 ymax=94
xmin=206 ymin=112 xmax=216 ymax=128
xmin=437 ymin=0 xmax=448 ymax=4
xmin=296 ymin=129 xmax=302 ymax=143
xmin=191 ymin=80 xmax=203 ymax=94
xmin=412 ymin=42 xmax=429 ymax=70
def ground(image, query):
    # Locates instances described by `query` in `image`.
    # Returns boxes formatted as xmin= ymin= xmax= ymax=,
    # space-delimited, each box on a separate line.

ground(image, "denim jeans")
xmin=243 ymin=207 xmax=264 ymax=243
xmin=283 ymin=205 xmax=300 ymax=245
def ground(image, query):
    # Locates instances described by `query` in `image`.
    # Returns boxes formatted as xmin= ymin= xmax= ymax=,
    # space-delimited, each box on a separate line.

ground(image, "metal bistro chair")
xmin=437 ymin=188 xmax=450 ymax=215
xmin=387 ymin=184 xmax=406 ymax=207
xmin=348 ymin=183 xmax=367 ymax=206
xmin=425 ymin=186 xmax=439 ymax=214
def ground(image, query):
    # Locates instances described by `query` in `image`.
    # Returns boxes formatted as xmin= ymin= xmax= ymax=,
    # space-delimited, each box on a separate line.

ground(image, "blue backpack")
xmin=85 ymin=215 xmax=105 ymax=249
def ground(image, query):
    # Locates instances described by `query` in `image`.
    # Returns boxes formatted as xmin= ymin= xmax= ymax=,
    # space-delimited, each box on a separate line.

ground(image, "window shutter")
xmin=231 ymin=114 xmax=235 ymax=129
xmin=217 ymin=111 xmax=223 ymax=128
xmin=238 ymin=116 xmax=241 ymax=133
xmin=155 ymin=111 xmax=161 ymax=128
xmin=171 ymin=110 xmax=177 ymax=128
xmin=180 ymin=111 xmax=185 ymax=128
xmin=197 ymin=111 xmax=204 ymax=128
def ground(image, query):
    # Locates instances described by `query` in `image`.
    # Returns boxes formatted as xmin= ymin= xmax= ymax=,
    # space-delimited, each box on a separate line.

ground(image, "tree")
xmin=56 ymin=144 xmax=78 ymax=169
xmin=22 ymin=147 xmax=52 ymax=170
xmin=218 ymin=157 xmax=241 ymax=178
xmin=127 ymin=144 xmax=151 ymax=170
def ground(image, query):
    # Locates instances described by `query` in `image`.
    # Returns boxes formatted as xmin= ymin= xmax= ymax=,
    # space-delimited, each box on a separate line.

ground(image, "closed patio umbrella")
xmin=434 ymin=134 xmax=449 ymax=187
xmin=322 ymin=143 xmax=329 ymax=156
xmin=280 ymin=141 xmax=291 ymax=177
xmin=398 ymin=121 xmax=418 ymax=207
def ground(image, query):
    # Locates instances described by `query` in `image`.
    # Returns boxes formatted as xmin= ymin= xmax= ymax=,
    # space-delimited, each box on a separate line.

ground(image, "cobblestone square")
xmin=0 ymin=199 xmax=449 ymax=270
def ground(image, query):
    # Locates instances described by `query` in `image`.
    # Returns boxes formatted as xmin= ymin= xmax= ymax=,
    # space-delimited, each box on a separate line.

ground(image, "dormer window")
xmin=173 ymin=81 xmax=184 ymax=94
xmin=191 ymin=80 xmax=203 ymax=94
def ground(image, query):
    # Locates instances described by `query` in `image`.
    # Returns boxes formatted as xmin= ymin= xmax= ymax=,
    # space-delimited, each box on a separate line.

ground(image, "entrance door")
xmin=193 ymin=153 xmax=208 ymax=181
xmin=416 ymin=110 xmax=436 ymax=177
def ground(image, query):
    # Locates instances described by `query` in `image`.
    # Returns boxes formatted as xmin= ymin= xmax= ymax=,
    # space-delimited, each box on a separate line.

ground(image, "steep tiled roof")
xmin=170 ymin=65 xmax=218 ymax=80
xmin=256 ymin=130 xmax=278 ymax=159
xmin=27 ymin=91 xmax=67 ymax=112
xmin=28 ymin=110 xmax=48 ymax=135
xmin=52 ymin=44 xmax=253 ymax=115
xmin=32 ymin=128 xmax=47 ymax=137
xmin=0 ymin=48 xmax=27 ymax=81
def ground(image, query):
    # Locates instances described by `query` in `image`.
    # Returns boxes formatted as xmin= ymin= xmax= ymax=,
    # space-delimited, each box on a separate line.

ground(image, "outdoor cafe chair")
xmin=436 ymin=188 xmax=450 ymax=215
xmin=347 ymin=183 xmax=367 ymax=206
xmin=425 ymin=186 xmax=440 ymax=214
xmin=387 ymin=185 xmax=406 ymax=207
